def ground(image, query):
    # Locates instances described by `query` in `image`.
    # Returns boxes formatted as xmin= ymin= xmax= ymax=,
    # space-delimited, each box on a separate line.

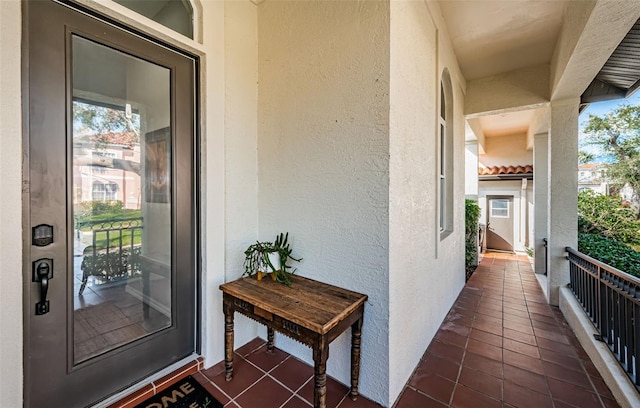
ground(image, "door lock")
xmin=32 ymin=259 xmax=53 ymax=315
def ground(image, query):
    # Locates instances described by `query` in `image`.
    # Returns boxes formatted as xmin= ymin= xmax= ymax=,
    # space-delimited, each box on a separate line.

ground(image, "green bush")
xmin=75 ymin=200 xmax=141 ymax=230
xmin=465 ymin=199 xmax=481 ymax=280
xmin=578 ymin=190 xmax=640 ymax=246
xmin=578 ymin=233 xmax=640 ymax=278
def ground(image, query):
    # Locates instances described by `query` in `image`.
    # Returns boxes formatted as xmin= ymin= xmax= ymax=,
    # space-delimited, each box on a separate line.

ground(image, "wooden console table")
xmin=220 ymin=275 xmax=367 ymax=408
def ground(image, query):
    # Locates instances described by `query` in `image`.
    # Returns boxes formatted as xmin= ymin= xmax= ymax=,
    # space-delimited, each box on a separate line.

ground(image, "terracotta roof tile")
xmin=479 ymin=164 xmax=533 ymax=176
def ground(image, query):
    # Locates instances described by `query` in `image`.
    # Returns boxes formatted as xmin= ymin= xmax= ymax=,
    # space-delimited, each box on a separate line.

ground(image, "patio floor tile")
xmin=187 ymin=251 xmax=618 ymax=408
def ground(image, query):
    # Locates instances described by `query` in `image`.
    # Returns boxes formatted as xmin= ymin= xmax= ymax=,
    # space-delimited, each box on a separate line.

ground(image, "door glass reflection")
xmin=72 ymin=35 xmax=172 ymax=363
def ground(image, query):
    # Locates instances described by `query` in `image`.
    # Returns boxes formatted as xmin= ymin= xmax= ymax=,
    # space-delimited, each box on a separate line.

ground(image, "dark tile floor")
xmin=194 ymin=337 xmax=382 ymax=408
xmin=394 ymin=251 xmax=619 ymax=408
xmin=194 ymin=252 xmax=620 ymax=408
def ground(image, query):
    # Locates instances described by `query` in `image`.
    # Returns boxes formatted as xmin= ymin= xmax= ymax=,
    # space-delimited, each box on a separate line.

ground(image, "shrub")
xmin=578 ymin=190 xmax=640 ymax=246
xmin=578 ymin=233 xmax=640 ymax=278
xmin=465 ymin=199 xmax=481 ymax=280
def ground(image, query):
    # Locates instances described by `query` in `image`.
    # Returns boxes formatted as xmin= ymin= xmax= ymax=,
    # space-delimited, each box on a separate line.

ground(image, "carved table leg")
xmin=350 ymin=317 xmax=363 ymax=400
xmin=267 ymin=327 xmax=275 ymax=353
xmin=313 ymin=345 xmax=329 ymax=408
xmin=224 ymin=304 xmax=234 ymax=381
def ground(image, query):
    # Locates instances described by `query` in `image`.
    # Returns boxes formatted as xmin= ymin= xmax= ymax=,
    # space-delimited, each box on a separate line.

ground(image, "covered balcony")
xmin=109 ymin=251 xmax=628 ymax=408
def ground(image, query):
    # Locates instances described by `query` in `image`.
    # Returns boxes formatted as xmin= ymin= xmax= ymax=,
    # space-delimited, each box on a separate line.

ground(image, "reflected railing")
xmin=76 ymin=217 xmax=143 ymax=295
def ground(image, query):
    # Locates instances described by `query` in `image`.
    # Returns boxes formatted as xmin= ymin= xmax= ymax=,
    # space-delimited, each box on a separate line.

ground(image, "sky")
xmin=578 ymin=91 xmax=640 ymax=162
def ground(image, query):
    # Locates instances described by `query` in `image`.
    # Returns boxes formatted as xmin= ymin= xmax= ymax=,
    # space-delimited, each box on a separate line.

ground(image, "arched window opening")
xmin=114 ymin=0 xmax=194 ymax=39
xmin=439 ymin=69 xmax=454 ymax=237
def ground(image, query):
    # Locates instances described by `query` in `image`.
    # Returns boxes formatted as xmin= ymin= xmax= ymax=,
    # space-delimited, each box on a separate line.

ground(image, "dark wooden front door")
xmin=23 ymin=1 xmax=197 ymax=406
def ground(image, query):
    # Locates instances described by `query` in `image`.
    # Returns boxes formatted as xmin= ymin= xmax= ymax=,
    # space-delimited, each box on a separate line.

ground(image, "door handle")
xmin=33 ymin=259 xmax=53 ymax=315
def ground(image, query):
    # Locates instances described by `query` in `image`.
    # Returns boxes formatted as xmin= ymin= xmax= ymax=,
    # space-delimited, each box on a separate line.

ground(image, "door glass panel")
xmin=72 ymin=35 xmax=172 ymax=364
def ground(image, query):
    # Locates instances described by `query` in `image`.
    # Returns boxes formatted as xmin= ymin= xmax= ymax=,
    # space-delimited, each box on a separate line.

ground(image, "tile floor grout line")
xmin=228 ymin=372 xmax=269 ymax=406
xmin=195 ymin=373 xmax=235 ymax=406
xmin=291 ymin=376 xmax=315 ymax=407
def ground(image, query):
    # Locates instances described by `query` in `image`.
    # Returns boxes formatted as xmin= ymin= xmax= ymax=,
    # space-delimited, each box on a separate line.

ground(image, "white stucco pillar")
xmin=533 ymin=132 xmax=548 ymax=275
xmin=465 ymin=141 xmax=479 ymax=199
xmin=547 ymin=99 xmax=579 ymax=305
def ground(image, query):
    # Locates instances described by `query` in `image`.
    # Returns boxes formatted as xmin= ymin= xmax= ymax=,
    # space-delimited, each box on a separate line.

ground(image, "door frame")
xmin=486 ymin=195 xmax=515 ymax=252
xmin=21 ymin=1 xmax=202 ymax=406
xmin=478 ymin=182 xmax=527 ymax=252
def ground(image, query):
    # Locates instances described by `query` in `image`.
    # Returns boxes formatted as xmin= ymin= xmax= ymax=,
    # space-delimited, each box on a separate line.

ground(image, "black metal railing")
xmin=543 ymin=238 xmax=548 ymax=275
xmin=566 ymin=246 xmax=640 ymax=390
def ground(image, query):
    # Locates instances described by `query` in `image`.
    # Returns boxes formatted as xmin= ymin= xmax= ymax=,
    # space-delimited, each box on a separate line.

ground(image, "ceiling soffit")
xmin=439 ymin=0 xmax=568 ymax=81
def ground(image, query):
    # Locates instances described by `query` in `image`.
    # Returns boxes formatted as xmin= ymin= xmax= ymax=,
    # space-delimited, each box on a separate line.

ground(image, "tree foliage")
xmin=578 ymin=150 xmax=595 ymax=165
xmin=582 ymin=104 xmax=640 ymax=202
xmin=465 ymin=199 xmax=480 ymax=280
xmin=577 ymin=190 xmax=640 ymax=246
xmin=73 ymin=101 xmax=140 ymax=141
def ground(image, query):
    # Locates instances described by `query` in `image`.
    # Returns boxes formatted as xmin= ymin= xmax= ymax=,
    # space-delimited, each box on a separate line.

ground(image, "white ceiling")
xmin=478 ymin=110 xmax=534 ymax=138
xmin=439 ymin=0 xmax=569 ymax=139
xmin=439 ymin=0 xmax=568 ymax=81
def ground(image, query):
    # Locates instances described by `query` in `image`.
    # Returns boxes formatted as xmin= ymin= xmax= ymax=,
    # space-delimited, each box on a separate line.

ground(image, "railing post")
xmin=543 ymin=238 xmax=548 ymax=276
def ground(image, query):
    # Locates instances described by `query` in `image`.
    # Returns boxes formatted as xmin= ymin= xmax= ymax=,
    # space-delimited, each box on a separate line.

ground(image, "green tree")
xmin=578 ymin=150 xmax=595 ymax=165
xmin=583 ymin=104 xmax=640 ymax=203
xmin=73 ymin=101 xmax=140 ymax=141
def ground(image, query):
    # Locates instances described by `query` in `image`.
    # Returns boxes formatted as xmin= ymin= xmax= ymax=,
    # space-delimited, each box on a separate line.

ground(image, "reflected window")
xmin=92 ymin=181 xmax=119 ymax=201
xmin=114 ymin=0 xmax=193 ymax=39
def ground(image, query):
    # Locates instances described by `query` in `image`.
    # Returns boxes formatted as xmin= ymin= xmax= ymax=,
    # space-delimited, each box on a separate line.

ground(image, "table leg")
xmin=224 ymin=305 xmax=234 ymax=381
xmin=267 ymin=327 xmax=275 ymax=353
xmin=350 ymin=318 xmax=363 ymax=400
xmin=313 ymin=345 xmax=329 ymax=408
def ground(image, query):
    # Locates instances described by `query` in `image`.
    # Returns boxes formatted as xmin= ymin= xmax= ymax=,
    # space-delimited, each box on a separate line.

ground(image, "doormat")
xmin=134 ymin=375 xmax=223 ymax=408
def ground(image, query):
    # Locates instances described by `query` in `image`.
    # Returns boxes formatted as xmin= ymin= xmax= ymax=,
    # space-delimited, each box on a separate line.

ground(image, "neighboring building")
xmin=578 ymin=163 xmax=637 ymax=207
xmin=578 ymin=163 xmax=609 ymax=195
xmin=73 ymin=132 xmax=142 ymax=209
xmin=4 ymin=1 xmax=640 ymax=407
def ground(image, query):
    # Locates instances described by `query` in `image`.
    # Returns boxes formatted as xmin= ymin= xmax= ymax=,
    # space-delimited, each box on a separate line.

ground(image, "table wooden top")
xmin=220 ymin=275 xmax=367 ymax=335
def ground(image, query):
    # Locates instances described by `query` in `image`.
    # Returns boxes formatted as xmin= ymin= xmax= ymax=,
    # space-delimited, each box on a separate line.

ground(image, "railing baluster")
xmin=634 ymin=301 xmax=640 ymax=385
xmin=596 ymin=265 xmax=602 ymax=334
xmin=627 ymin=295 xmax=633 ymax=373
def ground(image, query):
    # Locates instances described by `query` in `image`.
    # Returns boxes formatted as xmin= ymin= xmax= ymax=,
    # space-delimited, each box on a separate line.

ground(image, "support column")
xmin=465 ymin=140 xmax=479 ymax=199
xmin=533 ymin=132 xmax=548 ymax=276
xmin=547 ymin=99 xmax=579 ymax=305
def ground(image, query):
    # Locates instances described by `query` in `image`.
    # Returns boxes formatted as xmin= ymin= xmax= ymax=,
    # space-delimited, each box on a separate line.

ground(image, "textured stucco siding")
xmin=389 ymin=1 xmax=466 ymax=404
xmin=257 ymin=1 xmax=390 ymax=405
xmin=480 ymin=133 xmax=533 ymax=168
xmin=220 ymin=0 xmax=261 ymax=356
xmin=0 ymin=2 xmax=23 ymax=407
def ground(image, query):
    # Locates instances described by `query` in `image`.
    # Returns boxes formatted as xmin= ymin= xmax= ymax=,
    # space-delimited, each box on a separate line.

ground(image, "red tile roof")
xmin=479 ymin=164 xmax=533 ymax=176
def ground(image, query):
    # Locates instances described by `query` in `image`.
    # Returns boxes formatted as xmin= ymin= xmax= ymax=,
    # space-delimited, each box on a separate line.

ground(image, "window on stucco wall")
xmin=439 ymin=69 xmax=454 ymax=237
xmin=114 ymin=0 xmax=194 ymax=39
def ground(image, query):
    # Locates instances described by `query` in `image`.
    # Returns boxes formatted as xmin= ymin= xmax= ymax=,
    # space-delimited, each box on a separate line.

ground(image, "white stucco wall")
xmin=257 ymin=1 xmax=390 ymax=405
xmin=0 ymin=2 xmax=23 ymax=407
xmin=465 ymin=141 xmax=479 ymax=198
xmin=479 ymin=133 xmax=533 ymax=168
xmin=389 ymin=0 xmax=466 ymax=404
xmin=219 ymin=0 xmax=260 ymax=358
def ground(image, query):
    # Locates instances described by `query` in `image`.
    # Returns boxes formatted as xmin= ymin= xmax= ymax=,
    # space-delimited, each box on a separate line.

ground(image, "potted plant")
xmin=243 ymin=232 xmax=302 ymax=285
